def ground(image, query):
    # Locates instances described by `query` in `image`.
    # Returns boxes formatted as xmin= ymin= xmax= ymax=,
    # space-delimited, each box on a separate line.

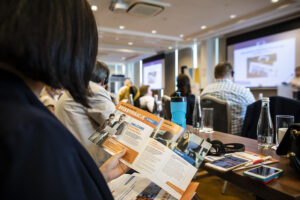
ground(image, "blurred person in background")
xmin=56 ymin=60 xmax=115 ymax=167
xmin=118 ymin=78 xmax=132 ymax=102
xmin=290 ymin=66 xmax=300 ymax=87
xmin=0 ymin=1 xmax=127 ymax=199
xmin=39 ymin=86 xmax=62 ymax=113
xmin=201 ymin=62 xmax=255 ymax=135
xmin=139 ymin=85 xmax=155 ymax=113
xmin=171 ymin=74 xmax=195 ymax=126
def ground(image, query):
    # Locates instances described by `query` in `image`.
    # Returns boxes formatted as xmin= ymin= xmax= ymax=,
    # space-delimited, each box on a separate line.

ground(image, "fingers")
xmin=114 ymin=149 xmax=126 ymax=159
xmin=119 ymin=162 xmax=130 ymax=174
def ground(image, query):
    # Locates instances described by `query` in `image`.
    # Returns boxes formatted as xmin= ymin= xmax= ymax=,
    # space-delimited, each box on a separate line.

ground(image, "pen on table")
xmin=233 ymin=160 xmax=273 ymax=171
xmin=252 ymin=156 xmax=272 ymax=165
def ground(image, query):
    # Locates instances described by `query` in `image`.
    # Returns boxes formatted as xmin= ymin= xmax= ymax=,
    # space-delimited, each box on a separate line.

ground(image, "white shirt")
xmin=201 ymin=79 xmax=255 ymax=135
xmin=139 ymin=95 xmax=155 ymax=112
xmin=55 ymin=81 xmax=115 ymax=167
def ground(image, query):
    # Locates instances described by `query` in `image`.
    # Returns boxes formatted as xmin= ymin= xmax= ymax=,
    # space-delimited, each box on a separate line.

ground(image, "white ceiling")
xmin=88 ymin=0 xmax=300 ymax=63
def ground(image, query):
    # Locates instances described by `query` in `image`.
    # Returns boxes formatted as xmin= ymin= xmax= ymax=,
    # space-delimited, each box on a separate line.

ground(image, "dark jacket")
xmin=242 ymin=96 xmax=300 ymax=140
xmin=0 ymin=69 xmax=113 ymax=200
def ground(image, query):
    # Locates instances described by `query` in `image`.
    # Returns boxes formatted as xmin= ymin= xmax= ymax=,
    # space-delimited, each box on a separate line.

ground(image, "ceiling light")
xmin=271 ymin=0 xmax=279 ymax=3
xmin=119 ymin=25 xmax=125 ymax=30
xmin=152 ymin=30 xmax=157 ymax=34
xmin=230 ymin=14 xmax=237 ymax=19
xmin=122 ymin=57 xmax=126 ymax=60
xmin=91 ymin=5 xmax=98 ymax=11
xmin=128 ymin=42 xmax=133 ymax=45
xmin=168 ymin=46 xmax=173 ymax=50
xmin=180 ymin=34 xmax=184 ymax=38
xmin=201 ymin=25 xmax=207 ymax=30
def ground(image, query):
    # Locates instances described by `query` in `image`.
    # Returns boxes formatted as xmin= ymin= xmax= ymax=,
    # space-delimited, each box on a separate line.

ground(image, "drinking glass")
xmin=276 ymin=115 xmax=294 ymax=146
xmin=201 ymin=108 xmax=214 ymax=133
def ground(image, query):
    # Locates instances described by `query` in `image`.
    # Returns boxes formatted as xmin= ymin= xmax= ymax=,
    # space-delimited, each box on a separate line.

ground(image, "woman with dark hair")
xmin=171 ymin=74 xmax=196 ymax=126
xmin=0 ymin=0 xmax=127 ymax=199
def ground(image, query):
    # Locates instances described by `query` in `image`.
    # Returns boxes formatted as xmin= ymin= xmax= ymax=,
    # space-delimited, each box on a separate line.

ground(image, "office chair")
xmin=242 ymin=96 xmax=300 ymax=140
xmin=201 ymin=95 xmax=231 ymax=133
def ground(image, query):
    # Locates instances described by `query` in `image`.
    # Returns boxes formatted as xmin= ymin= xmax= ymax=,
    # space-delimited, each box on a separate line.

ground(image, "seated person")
xmin=130 ymin=85 xmax=141 ymax=107
xmin=39 ymin=86 xmax=62 ymax=113
xmin=171 ymin=74 xmax=195 ymax=126
xmin=55 ymin=61 xmax=115 ymax=167
xmin=139 ymin=85 xmax=155 ymax=113
xmin=201 ymin=62 xmax=255 ymax=135
xmin=118 ymin=78 xmax=132 ymax=102
xmin=0 ymin=1 xmax=127 ymax=199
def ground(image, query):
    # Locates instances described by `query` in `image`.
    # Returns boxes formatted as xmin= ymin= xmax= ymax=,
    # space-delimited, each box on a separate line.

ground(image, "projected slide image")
xmin=233 ymin=37 xmax=295 ymax=87
xmin=247 ymin=54 xmax=277 ymax=78
xmin=143 ymin=59 xmax=164 ymax=89
xmin=147 ymin=71 xmax=157 ymax=84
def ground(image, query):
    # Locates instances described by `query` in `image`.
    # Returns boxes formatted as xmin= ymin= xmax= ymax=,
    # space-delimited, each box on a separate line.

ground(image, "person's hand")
xmin=100 ymin=149 xmax=130 ymax=182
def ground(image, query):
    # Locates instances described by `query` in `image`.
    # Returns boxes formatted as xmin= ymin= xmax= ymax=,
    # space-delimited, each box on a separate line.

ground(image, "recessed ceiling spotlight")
xmin=201 ymin=25 xmax=207 ymax=30
xmin=168 ymin=46 xmax=173 ymax=50
xmin=271 ymin=0 xmax=279 ymax=3
xmin=91 ymin=5 xmax=98 ymax=11
xmin=179 ymin=34 xmax=184 ymax=38
xmin=152 ymin=30 xmax=157 ymax=34
xmin=230 ymin=14 xmax=237 ymax=19
xmin=128 ymin=42 xmax=133 ymax=45
xmin=119 ymin=25 xmax=125 ymax=30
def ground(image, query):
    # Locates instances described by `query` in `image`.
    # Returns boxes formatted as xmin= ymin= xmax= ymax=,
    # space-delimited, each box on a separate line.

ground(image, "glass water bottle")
xmin=257 ymin=97 xmax=273 ymax=149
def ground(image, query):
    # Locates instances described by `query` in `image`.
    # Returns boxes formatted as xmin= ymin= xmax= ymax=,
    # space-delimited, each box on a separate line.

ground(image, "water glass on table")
xmin=276 ymin=115 xmax=294 ymax=146
xmin=201 ymin=108 xmax=214 ymax=133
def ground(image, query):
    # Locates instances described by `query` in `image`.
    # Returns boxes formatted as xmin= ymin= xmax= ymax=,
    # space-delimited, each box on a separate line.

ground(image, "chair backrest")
xmin=242 ymin=96 xmax=300 ymax=140
xmin=200 ymin=95 xmax=231 ymax=133
xmin=162 ymin=95 xmax=171 ymax=120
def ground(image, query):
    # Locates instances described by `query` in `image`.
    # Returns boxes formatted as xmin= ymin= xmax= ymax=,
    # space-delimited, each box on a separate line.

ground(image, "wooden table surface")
xmin=196 ymin=131 xmax=300 ymax=200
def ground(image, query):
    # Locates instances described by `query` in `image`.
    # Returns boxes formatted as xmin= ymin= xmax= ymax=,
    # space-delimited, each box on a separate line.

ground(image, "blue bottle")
xmin=171 ymin=92 xmax=187 ymax=128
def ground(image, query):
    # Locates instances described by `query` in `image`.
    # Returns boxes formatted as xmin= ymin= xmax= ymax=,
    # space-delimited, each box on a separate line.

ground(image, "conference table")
xmin=195 ymin=131 xmax=300 ymax=200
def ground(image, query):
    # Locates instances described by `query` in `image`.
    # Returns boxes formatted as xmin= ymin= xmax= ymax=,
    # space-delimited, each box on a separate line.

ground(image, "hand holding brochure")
xmin=89 ymin=102 xmax=212 ymax=199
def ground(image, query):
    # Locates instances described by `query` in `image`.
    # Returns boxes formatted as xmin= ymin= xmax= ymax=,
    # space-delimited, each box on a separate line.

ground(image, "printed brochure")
xmin=108 ymin=173 xmax=199 ymax=200
xmin=89 ymin=102 xmax=211 ymax=199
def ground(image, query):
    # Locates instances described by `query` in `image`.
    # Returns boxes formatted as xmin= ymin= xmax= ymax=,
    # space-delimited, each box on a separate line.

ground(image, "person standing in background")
xmin=55 ymin=61 xmax=115 ymax=167
xmin=118 ymin=78 xmax=132 ymax=102
xmin=201 ymin=62 xmax=255 ymax=135
xmin=290 ymin=66 xmax=300 ymax=87
xmin=171 ymin=74 xmax=195 ymax=126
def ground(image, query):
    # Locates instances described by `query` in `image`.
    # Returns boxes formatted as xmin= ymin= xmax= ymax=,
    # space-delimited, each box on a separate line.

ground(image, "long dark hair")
xmin=177 ymin=74 xmax=191 ymax=96
xmin=0 ymin=0 xmax=98 ymax=107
